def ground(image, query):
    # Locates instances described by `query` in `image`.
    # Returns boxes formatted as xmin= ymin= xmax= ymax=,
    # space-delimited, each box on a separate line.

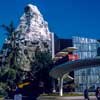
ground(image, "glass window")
xmin=73 ymin=36 xmax=100 ymax=92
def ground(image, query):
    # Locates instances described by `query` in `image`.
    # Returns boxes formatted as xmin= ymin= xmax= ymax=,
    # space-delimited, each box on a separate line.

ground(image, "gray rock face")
xmin=15 ymin=4 xmax=52 ymax=71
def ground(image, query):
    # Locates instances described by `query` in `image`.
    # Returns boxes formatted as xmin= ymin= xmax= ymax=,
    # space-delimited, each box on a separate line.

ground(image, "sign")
xmin=68 ymin=54 xmax=79 ymax=61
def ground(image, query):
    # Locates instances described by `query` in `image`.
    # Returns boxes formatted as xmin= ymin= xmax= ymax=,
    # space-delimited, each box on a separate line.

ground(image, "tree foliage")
xmin=0 ymin=22 xmax=24 ymax=90
xmin=31 ymin=48 xmax=53 ymax=93
xmin=0 ymin=21 xmax=54 ymax=97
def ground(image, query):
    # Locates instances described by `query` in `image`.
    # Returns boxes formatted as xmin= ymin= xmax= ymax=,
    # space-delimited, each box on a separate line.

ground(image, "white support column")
xmin=52 ymin=79 xmax=56 ymax=93
xmin=51 ymin=33 xmax=55 ymax=59
xmin=51 ymin=33 xmax=56 ymax=93
xmin=59 ymin=77 xmax=63 ymax=96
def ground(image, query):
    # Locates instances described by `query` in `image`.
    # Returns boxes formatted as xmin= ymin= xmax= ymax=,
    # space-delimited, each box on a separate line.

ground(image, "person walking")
xmin=14 ymin=85 xmax=22 ymax=100
xmin=84 ymin=88 xmax=90 ymax=100
xmin=96 ymin=87 xmax=100 ymax=100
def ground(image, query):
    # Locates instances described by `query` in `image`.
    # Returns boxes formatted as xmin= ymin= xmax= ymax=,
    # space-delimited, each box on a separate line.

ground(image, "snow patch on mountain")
xmin=16 ymin=4 xmax=51 ymax=42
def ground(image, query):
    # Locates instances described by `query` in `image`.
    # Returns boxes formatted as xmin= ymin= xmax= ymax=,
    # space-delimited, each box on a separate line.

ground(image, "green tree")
xmin=0 ymin=22 xmax=24 ymax=89
xmin=1 ymin=21 xmax=18 ymax=68
xmin=31 ymin=48 xmax=53 ymax=93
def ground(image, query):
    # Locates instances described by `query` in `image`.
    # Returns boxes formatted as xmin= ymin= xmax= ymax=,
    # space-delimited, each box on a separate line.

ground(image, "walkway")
xmin=37 ymin=96 xmax=97 ymax=100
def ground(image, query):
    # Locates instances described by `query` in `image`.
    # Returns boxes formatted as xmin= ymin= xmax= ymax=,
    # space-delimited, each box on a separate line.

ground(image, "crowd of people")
xmin=84 ymin=87 xmax=100 ymax=100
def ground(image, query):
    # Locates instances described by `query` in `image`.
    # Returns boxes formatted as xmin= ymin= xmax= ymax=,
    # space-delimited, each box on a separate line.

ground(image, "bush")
xmin=41 ymin=93 xmax=83 ymax=96
xmin=0 ymin=83 xmax=8 ymax=98
xmin=0 ymin=90 xmax=7 ymax=98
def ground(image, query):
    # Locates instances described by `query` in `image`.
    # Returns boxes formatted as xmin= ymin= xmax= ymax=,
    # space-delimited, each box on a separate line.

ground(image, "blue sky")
xmin=0 ymin=0 xmax=100 ymax=48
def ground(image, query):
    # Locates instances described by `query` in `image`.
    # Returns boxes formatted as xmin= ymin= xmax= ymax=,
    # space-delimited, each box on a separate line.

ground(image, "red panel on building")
xmin=68 ymin=54 xmax=79 ymax=61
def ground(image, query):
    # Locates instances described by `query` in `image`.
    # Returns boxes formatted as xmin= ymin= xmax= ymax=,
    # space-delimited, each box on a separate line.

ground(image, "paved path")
xmin=37 ymin=96 xmax=97 ymax=100
xmin=3 ymin=96 xmax=98 ymax=100
xmin=58 ymin=96 xmax=97 ymax=100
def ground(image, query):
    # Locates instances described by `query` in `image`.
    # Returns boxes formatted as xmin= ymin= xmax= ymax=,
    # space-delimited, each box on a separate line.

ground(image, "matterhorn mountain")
xmin=1 ymin=4 xmax=52 ymax=71
xmin=16 ymin=4 xmax=52 ymax=50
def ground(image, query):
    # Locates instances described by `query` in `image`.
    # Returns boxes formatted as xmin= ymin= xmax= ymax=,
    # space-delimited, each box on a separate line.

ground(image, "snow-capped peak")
xmin=17 ymin=4 xmax=52 ymax=41
xmin=26 ymin=4 xmax=41 ymax=15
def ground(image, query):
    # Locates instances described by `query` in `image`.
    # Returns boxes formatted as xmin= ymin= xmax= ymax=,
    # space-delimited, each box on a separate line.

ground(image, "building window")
xmin=73 ymin=36 xmax=100 ymax=92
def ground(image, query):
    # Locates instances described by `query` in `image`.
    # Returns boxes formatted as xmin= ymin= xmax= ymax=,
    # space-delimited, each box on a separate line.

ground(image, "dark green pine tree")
xmin=31 ymin=48 xmax=53 ymax=93
xmin=0 ymin=22 xmax=25 ymax=97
